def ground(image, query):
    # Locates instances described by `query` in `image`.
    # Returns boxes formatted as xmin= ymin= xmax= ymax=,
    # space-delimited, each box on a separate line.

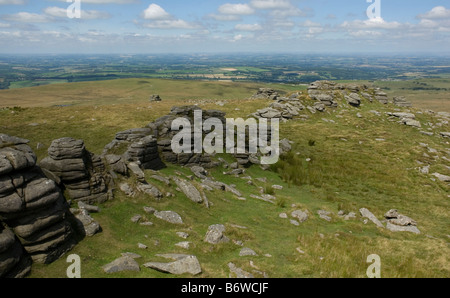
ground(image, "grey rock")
xmin=119 ymin=182 xmax=135 ymax=197
xmin=359 ymin=208 xmax=384 ymax=228
xmin=228 ymin=262 xmax=254 ymax=278
xmin=176 ymin=232 xmax=189 ymax=239
xmin=204 ymin=224 xmax=229 ymax=244
xmin=175 ymin=241 xmax=191 ymax=249
xmin=291 ymin=210 xmax=308 ymax=223
xmin=137 ymin=182 xmax=162 ymax=200
xmin=317 ymin=210 xmax=332 ymax=222
xmin=386 ymin=222 xmax=421 ymax=234
xmin=102 ymin=256 xmax=140 ymax=273
xmin=239 ymin=247 xmax=258 ymax=256
xmin=432 ymin=172 xmax=450 ymax=182
xmin=127 ymin=162 xmax=145 ymax=182
xmin=172 ymin=177 xmax=203 ymax=204
xmin=154 ymin=210 xmax=183 ymax=225
xmin=144 ymin=255 xmax=201 ymax=275
xmin=74 ymin=209 xmax=101 ymax=237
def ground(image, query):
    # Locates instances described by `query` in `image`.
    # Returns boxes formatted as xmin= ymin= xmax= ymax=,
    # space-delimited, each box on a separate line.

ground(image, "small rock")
xmin=102 ymin=256 xmax=140 ymax=274
xmin=239 ymin=247 xmax=258 ymax=256
xmin=176 ymin=232 xmax=189 ymax=239
xmin=175 ymin=241 xmax=191 ymax=249
xmin=204 ymin=224 xmax=229 ymax=244
xmin=138 ymin=243 xmax=148 ymax=249
xmin=131 ymin=215 xmax=142 ymax=223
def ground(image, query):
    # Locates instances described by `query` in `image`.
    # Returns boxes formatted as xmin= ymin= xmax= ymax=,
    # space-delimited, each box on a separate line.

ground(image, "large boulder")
xmin=0 ymin=135 xmax=76 ymax=268
xmin=40 ymin=138 xmax=113 ymax=204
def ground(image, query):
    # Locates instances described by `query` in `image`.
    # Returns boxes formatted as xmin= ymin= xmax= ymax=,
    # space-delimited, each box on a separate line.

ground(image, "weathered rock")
xmin=386 ymin=222 xmax=421 ymax=234
xmin=143 ymin=254 xmax=201 ymax=275
xmin=239 ymin=247 xmax=258 ymax=256
xmin=150 ymin=94 xmax=162 ymax=102
xmin=359 ymin=208 xmax=384 ymax=228
xmin=102 ymin=256 xmax=140 ymax=273
xmin=172 ymin=177 xmax=203 ymax=204
xmin=154 ymin=210 xmax=183 ymax=225
xmin=228 ymin=262 xmax=254 ymax=278
xmin=1 ymin=136 xmax=76 ymax=267
xmin=432 ymin=172 xmax=450 ymax=182
xmin=317 ymin=210 xmax=332 ymax=222
xmin=136 ymin=182 xmax=163 ymax=200
xmin=40 ymin=137 xmax=112 ymax=204
xmin=72 ymin=208 xmax=101 ymax=237
xmin=204 ymin=224 xmax=229 ymax=244
xmin=291 ymin=210 xmax=308 ymax=223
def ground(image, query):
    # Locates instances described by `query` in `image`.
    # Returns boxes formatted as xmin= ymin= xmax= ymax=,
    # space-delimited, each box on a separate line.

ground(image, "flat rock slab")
xmin=102 ymin=256 xmax=140 ymax=273
xmin=172 ymin=177 xmax=203 ymax=204
xmin=359 ymin=208 xmax=384 ymax=228
xmin=154 ymin=211 xmax=183 ymax=225
xmin=143 ymin=255 xmax=201 ymax=275
xmin=386 ymin=222 xmax=421 ymax=234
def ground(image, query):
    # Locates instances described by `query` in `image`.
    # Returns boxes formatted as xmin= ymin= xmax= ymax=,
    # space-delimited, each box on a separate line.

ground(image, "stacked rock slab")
xmin=103 ymin=128 xmax=165 ymax=172
xmin=152 ymin=106 xmax=223 ymax=168
xmin=0 ymin=224 xmax=31 ymax=278
xmin=250 ymin=88 xmax=279 ymax=100
xmin=307 ymin=80 xmax=388 ymax=108
xmin=40 ymin=137 xmax=112 ymax=204
xmin=0 ymin=134 xmax=75 ymax=267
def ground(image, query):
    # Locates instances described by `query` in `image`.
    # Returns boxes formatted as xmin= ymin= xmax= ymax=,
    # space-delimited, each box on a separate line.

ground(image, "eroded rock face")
xmin=40 ymin=137 xmax=113 ymax=204
xmin=0 ymin=134 xmax=76 ymax=268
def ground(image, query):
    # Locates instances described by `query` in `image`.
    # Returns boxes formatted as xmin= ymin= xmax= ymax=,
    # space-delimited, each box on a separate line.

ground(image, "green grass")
xmin=1 ymin=78 xmax=449 ymax=278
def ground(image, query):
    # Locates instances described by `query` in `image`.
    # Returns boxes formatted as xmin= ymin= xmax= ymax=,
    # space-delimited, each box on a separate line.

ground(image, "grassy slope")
xmin=0 ymin=79 xmax=449 ymax=278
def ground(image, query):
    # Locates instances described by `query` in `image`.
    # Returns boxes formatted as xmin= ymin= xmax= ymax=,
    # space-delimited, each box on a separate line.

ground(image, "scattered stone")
xmin=121 ymin=252 xmax=141 ymax=259
xmin=279 ymin=213 xmax=288 ymax=219
xmin=73 ymin=208 xmax=101 ymax=237
xmin=77 ymin=201 xmax=100 ymax=213
xmin=102 ymin=256 xmax=140 ymax=273
xmin=119 ymin=182 xmax=135 ymax=197
xmin=143 ymin=255 xmax=201 ymax=275
xmin=143 ymin=206 xmax=156 ymax=214
xmin=149 ymin=94 xmax=162 ymax=102
xmin=296 ymin=247 xmax=305 ymax=254
xmin=291 ymin=210 xmax=308 ymax=223
xmin=228 ymin=262 xmax=254 ymax=278
xmin=386 ymin=223 xmax=421 ymax=234
xmin=317 ymin=210 xmax=332 ymax=222
xmin=136 ymin=182 xmax=163 ymax=200
xmin=432 ymin=173 xmax=450 ymax=182
xmin=131 ymin=215 xmax=142 ymax=223
xmin=239 ymin=247 xmax=258 ymax=256
xmin=204 ymin=224 xmax=229 ymax=244
xmin=138 ymin=243 xmax=148 ymax=249
xmin=359 ymin=208 xmax=384 ymax=228
xmin=290 ymin=219 xmax=299 ymax=226
xmin=176 ymin=232 xmax=189 ymax=239
xmin=172 ymin=177 xmax=203 ymax=204
xmin=175 ymin=241 xmax=192 ymax=249
xmin=154 ymin=211 xmax=184 ymax=225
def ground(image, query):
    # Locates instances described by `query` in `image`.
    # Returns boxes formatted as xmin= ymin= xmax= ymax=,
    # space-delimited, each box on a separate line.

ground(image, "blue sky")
xmin=0 ymin=0 xmax=449 ymax=53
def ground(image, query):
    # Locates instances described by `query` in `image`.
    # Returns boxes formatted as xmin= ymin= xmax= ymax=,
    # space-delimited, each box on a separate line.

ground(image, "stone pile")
xmin=307 ymin=80 xmax=384 ymax=108
xmin=252 ymin=97 xmax=305 ymax=120
xmin=40 ymin=138 xmax=113 ymax=204
xmin=250 ymin=88 xmax=280 ymax=100
xmin=152 ymin=106 xmax=224 ymax=168
xmin=0 ymin=134 xmax=76 ymax=271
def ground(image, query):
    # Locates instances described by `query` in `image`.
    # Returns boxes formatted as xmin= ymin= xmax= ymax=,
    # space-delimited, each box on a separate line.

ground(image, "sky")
xmin=0 ymin=0 xmax=449 ymax=54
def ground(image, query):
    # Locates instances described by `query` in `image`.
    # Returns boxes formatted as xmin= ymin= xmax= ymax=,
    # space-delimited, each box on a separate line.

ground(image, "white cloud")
xmin=0 ymin=0 xmax=25 ymax=4
xmin=143 ymin=4 xmax=171 ymax=20
xmin=418 ymin=6 xmax=450 ymax=20
xmin=232 ymin=34 xmax=243 ymax=41
xmin=44 ymin=6 xmax=110 ymax=19
xmin=341 ymin=17 xmax=402 ymax=30
xmin=143 ymin=19 xmax=199 ymax=29
xmin=0 ymin=22 xmax=10 ymax=27
xmin=235 ymin=23 xmax=262 ymax=31
xmin=218 ymin=3 xmax=255 ymax=15
xmin=57 ymin=0 xmax=137 ymax=3
xmin=208 ymin=14 xmax=241 ymax=21
xmin=1 ymin=12 xmax=50 ymax=23
xmin=250 ymin=0 xmax=292 ymax=10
